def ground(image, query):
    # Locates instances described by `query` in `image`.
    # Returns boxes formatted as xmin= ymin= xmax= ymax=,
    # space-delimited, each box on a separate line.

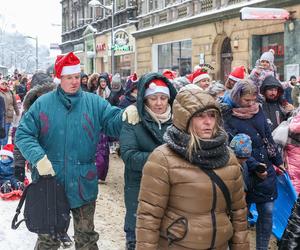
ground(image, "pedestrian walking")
xmin=136 ymin=88 xmax=249 ymax=250
xmin=222 ymin=79 xmax=284 ymax=250
xmin=15 ymin=52 xmax=138 ymax=250
xmin=120 ymin=72 xmax=177 ymax=250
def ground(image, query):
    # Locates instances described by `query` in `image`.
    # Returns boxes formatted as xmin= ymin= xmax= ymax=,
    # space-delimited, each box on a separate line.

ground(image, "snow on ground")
xmin=0 ymin=155 xmax=125 ymax=250
xmin=0 ymin=153 xmax=278 ymax=250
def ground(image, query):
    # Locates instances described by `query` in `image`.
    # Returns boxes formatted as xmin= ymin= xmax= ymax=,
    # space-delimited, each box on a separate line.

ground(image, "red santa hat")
xmin=15 ymin=94 xmax=21 ymax=103
xmin=228 ymin=66 xmax=245 ymax=82
xmin=128 ymin=72 xmax=138 ymax=82
xmin=0 ymin=144 xmax=14 ymax=159
xmin=145 ymin=79 xmax=170 ymax=98
xmin=162 ymin=70 xmax=177 ymax=81
xmin=54 ymin=52 xmax=81 ymax=84
xmin=192 ymin=68 xmax=210 ymax=84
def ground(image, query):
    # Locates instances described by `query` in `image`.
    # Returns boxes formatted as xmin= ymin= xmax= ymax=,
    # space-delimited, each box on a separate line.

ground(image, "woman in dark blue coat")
xmin=222 ymin=79 xmax=283 ymax=250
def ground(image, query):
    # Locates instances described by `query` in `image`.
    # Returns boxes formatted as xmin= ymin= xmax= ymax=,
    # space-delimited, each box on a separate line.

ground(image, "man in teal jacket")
xmin=15 ymin=52 xmax=137 ymax=250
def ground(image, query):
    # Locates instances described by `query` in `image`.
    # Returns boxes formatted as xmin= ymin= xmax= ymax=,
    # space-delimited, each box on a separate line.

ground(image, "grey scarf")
xmin=164 ymin=125 xmax=230 ymax=169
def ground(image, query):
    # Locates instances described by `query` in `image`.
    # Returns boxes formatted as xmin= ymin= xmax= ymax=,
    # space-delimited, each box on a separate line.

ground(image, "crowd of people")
xmin=0 ymin=49 xmax=300 ymax=250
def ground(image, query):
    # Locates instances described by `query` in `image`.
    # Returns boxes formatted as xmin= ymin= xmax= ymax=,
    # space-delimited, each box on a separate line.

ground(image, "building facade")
xmin=133 ymin=0 xmax=300 ymax=81
xmin=60 ymin=0 xmax=138 ymax=76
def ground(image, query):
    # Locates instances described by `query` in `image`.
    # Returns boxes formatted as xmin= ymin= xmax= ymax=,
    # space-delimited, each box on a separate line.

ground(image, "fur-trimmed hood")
xmin=23 ymin=84 xmax=57 ymax=111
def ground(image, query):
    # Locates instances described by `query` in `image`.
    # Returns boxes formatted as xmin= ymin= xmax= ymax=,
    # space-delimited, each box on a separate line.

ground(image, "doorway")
xmin=220 ymin=37 xmax=233 ymax=82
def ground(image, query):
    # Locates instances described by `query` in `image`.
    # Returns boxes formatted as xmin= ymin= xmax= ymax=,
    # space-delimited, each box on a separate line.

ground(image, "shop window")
xmin=259 ymin=33 xmax=284 ymax=81
xmin=158 ymin=40 xmax=192 ymax=76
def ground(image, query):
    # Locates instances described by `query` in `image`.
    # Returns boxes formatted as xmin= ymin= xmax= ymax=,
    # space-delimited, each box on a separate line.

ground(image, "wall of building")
xmin=135 ymin=4 xmax=300 ymax=80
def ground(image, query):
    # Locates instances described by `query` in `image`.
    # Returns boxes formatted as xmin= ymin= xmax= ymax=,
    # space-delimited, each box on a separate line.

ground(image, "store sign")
xmin=240 ymin=7 xmax=290 ymax=20
xmin=261 ymin=44 xmax=284 ymax=56
xmin=113 ymin=29 xmax=133 ymax=52
xmin=96 ymin=43 xmax=106 ymax=52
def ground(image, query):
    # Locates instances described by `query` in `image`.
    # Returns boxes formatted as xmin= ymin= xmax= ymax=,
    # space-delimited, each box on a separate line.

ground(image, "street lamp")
xmin=25 ymin=35 xmax=38 ymax=72
xmin=88 ymin=0 xmax=115 ymax=75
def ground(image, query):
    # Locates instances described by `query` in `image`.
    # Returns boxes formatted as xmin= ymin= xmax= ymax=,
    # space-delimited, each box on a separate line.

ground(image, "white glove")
xmin=122 ymin=105 xmax=140 ymax=125
xmin=36 ymin=155 xmax=55 ymax=176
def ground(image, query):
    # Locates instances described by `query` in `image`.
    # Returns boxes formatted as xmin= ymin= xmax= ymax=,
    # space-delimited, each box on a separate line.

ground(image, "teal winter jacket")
xmin=15 ymin=86 xmax=123 ymax=208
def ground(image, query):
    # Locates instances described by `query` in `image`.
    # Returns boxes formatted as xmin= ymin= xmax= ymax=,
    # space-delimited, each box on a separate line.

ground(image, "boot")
xmin=57 ymin=232 xmax=73 ymax=249
xmin=125 ymin=241 xmax=136 ymax=250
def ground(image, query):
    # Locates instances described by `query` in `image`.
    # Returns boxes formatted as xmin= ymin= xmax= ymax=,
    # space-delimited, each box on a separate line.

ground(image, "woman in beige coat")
xmin=136 ymin=88 xmax=249 ymax=250
xmin=0 ymin=80 xmax=19 ymax=146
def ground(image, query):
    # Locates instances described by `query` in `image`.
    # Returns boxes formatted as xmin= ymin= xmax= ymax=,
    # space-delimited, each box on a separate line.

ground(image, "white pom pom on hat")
xmin=144 ymin=79 xmax=170 ymax=98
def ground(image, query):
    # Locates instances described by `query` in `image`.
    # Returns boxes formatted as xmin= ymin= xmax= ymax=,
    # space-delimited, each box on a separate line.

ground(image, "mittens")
xmin=36 ymin=155 xmax=55 ymax=176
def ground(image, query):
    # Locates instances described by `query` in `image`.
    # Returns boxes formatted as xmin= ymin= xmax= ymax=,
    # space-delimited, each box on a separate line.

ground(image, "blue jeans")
xmin=0 ymin=123 xmax=11 ymax=146
xmin=256 ymin=201 xmax=274 ymax=250
xmin=124 ymin=226 xmax=136 ymax=243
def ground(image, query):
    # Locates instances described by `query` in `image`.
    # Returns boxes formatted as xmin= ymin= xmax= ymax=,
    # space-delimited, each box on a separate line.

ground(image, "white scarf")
xmin=144 ymin=104 xmax=171 ymax=130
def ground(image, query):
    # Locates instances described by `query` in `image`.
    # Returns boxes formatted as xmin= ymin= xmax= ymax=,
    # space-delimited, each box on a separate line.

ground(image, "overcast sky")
xmin=0 ymin=0 xmax=62 ymax=47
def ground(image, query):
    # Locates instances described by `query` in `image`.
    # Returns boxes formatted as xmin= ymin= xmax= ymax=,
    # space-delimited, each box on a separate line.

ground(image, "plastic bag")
xmin=272 ymin=120 xmax=290 ymax=146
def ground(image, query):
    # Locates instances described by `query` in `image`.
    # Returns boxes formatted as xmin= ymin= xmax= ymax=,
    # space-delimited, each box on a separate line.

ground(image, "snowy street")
xmin=0 ymin=153 xmax=278 ymax=250
xmin=0 ymin=154 xmax=126 ymax=250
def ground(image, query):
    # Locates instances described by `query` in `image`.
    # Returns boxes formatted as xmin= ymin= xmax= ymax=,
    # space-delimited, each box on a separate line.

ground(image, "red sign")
xmin=96 ymin=43 xmax=106 ymax=52
xmin=261 ymin=45 xmax=284 ymax=56
xmin=240 ymin=7 xmax=290 ymax=20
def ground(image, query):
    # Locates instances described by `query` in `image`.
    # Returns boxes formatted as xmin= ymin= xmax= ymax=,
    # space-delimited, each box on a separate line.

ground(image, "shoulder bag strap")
xmin=201 ymin=168 xmax=232 ymax=214
xmin=11 ymin=184 xmax=30 ymax=230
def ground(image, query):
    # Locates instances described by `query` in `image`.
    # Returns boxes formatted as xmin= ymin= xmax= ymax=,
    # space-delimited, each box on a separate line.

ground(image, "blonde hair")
xmin=186 ymin=110 xmax=225 ymax=161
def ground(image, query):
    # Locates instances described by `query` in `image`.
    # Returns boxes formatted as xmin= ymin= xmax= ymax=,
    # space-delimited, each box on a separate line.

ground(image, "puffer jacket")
xmin=136 ymin=89 xmax=249 ymax=250
xmin=0 ymin=89 xmax=19 ymax=123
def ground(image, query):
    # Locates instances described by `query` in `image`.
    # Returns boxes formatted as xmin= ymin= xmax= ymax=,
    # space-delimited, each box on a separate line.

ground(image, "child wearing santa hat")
xmin=191 ymin=68 xmax=211 ymax=91
xmin=0 ymin=144 xmax=22 ymax=194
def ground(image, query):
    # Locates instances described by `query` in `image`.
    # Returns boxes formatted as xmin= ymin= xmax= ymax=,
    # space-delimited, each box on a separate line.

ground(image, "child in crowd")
xmin=250 ymin=49 xmax=277 ymax=88
xmin=229 ymin=133 xmax=253 ymax=191
xmin=0 ymin=144 xmax=23 ymax=194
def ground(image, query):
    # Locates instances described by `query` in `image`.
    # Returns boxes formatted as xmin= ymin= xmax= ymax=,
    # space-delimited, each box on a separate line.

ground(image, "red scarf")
xmin=232 ymin=103 xmax=259 ymax=119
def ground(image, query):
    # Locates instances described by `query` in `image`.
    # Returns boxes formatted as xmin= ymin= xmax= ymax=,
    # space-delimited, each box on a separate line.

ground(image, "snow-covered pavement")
xmin=0 ymin=155 xmax=125 ymax=250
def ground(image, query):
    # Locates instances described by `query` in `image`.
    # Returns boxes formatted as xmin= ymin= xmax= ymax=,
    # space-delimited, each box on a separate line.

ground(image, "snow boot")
xmin=0 ymin=181 xmax=12 ymax=194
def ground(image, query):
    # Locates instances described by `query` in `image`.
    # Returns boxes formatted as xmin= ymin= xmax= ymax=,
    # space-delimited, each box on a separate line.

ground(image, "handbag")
xmin=11 ymin=176 xmax=71 ymax=238
xmin=251 ymin=121 xmax=277 ymax=159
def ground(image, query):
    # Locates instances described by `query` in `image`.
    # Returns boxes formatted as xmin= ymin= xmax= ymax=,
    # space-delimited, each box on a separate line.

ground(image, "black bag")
xmin=11 ymin=176 xmax=71 ymax=237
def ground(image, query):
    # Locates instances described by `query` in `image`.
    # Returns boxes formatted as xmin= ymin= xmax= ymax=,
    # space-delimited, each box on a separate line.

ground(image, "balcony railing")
xmin=137 ymin=0 xmax=250 ymax=30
